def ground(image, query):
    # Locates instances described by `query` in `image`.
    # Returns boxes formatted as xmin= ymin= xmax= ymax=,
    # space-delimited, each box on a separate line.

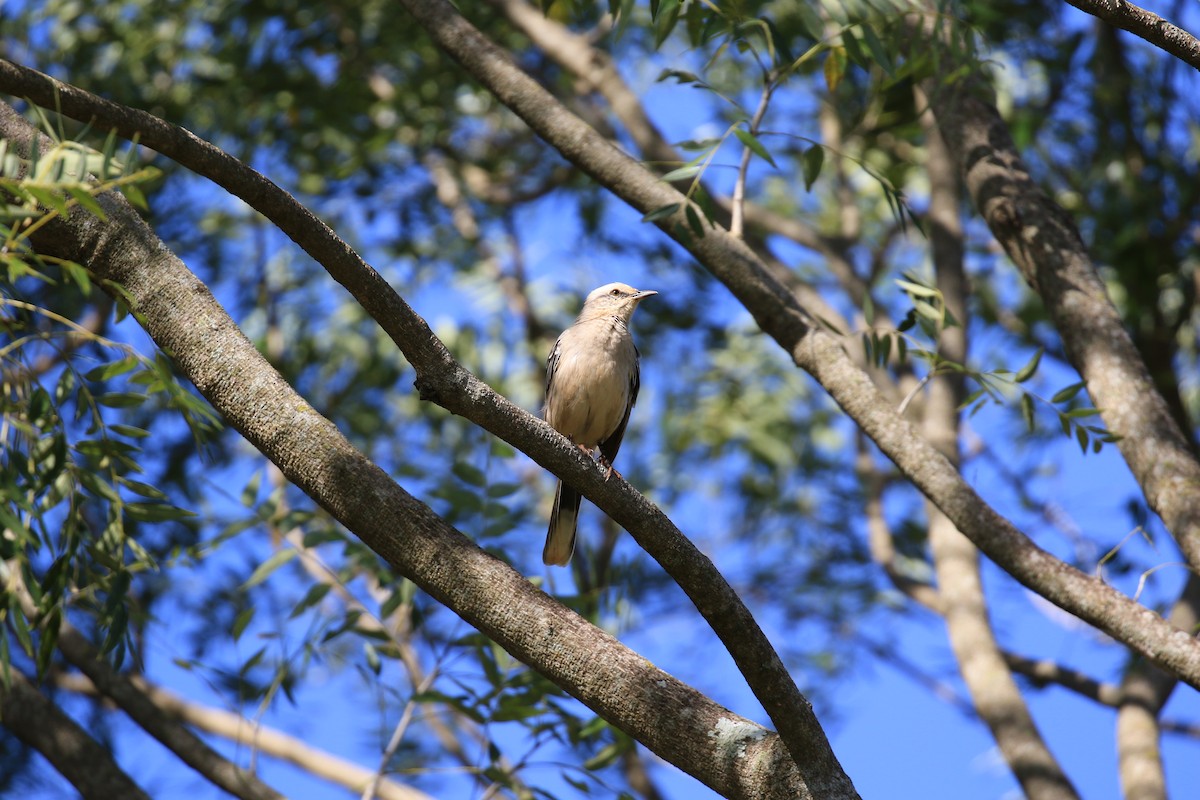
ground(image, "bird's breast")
xmin=545 ymin=321 xmax=636 ymax=448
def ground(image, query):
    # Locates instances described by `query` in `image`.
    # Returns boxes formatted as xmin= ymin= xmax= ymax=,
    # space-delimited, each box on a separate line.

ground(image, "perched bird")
xmin=542 ymin=282 xmax=657 ymax=566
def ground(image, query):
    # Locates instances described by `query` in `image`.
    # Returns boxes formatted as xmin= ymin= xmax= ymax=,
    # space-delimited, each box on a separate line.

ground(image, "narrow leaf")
xmin=802 ymin=145 xmax=824 ymax=191
xmin=733 ymin=128 xmax=777 ymax=168
xmin=1051 ymin=381 xmax=1087 ymax=404
xmin=243 ymin=549 xmax=298 ymax=589
xmin=1014 ymin=347 xmax=1044 ymax=383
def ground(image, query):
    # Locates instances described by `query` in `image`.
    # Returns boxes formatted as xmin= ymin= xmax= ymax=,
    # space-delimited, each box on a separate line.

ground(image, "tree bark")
xmin=919 ymin=93 xmax=1078 ymax=800
xmin=928 ymin=74 xmax=1200 ymax=577
xmin=379 ymin=0 xmax=1200 ymax=687
xmin=0 ymin=670 xmax=151 ymax=800
xmin=0 ymin=100 xmax=837 ymax=800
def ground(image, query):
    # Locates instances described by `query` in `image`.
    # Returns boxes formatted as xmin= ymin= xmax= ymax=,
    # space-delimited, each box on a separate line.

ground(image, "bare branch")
xmin=918 ymin=87 xmax=1078 ymax=800
xmin=1062 ymin=0 xmax=1200 ymax=72
xmin=730 ymin=81 xmax=774 ymax=239
xmin=0 ymin=98 xmax=824 ymax=800
xmin=929 ymin=70 xmax=1200 ymax=575
xmin=0 ymin=670 xmax=151 ymax=800
xmin=51 ymin=672 xmax=433 ymax=800
xmin=1004 ymin=653 xmax=1123 ymax=706
xmin=373 ymin=1 xmax=1200 ymax=689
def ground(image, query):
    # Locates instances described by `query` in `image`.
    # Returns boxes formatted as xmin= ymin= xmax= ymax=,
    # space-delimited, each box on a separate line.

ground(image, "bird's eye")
xmin=610 ymin=288 xmax=621 ymax=296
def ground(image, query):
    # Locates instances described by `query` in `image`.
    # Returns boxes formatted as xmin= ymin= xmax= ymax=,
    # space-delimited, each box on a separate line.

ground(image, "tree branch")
xmin=0 ymin=100 xmax=826 ymax=800
xmin=1061 ymin=0 xmax=1200 ymax=72
xmin=928 ymin=72 xmax=1200 ymax=576
xmin=0 ymin=669 xmax=151 ymax=800
xmin=50 ymin=671 xmax=433 ymax=800
xmin=918 ymin=91 xmax=1078 ymax=800
xmin=364 ymin=0 xmax=1200 ymax=688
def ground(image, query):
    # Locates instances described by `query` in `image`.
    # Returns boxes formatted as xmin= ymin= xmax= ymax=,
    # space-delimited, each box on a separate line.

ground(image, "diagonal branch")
xmin=0 ymin=100 xmax=829 ymax=800
xmin=917 ymin=88 xmax=1077 ymax=800
xmin=387 ymin=0 xmax=1200 ymax=689
xmin=928 ymin=74 xmax=1200 ymax=576
xmin=0 ymin=669 xmax=151 ymax=800
xmin=5 ymin=567 xmax=286 ymax=800
xmin=1061 ymin=0 xmax=1200 ymax=72
xmin=50 ymin=671 xmax=434 ymax=800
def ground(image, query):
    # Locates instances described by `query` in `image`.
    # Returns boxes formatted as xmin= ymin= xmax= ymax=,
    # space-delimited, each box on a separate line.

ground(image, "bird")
xmin=542 ymin=282 xmax=657 ymax=566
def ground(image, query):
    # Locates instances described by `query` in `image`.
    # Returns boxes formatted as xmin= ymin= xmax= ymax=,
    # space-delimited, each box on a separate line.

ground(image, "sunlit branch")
xmin=730 ymin=80 xmax=774 ymax=239
xmin=1061 ymin=0 xmax=1200 ymax=72
xmin=51 ymin=672 xmax=433 ymax=800
xmin=0 ymin=96 xmax=817 ymax=800
xmin=2 ymin=566 xmax=287 ymax=800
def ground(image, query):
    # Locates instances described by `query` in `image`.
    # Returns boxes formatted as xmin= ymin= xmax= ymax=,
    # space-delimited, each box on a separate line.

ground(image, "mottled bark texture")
xmin=386 ymin=0 xmax=1200 ymax=688
xmin=1062 ymin=0 xmax=1200 ymax=72
xmin=928 ymin=76 xmax=1200 ymax=577
xmin=0 ymin=59 xmax=856 ymax=798
xmin=0 ymin=101 xmax=830 ymax=800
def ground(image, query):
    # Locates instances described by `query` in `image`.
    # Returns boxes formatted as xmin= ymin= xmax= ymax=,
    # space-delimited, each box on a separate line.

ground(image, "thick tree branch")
xmin=1117 ymin=574 xmax=1200 ymax=800
xmin=929 ymin=75 xmax=1200 ymax=576
xmin=918 ymin=93 xmax=1078 ymax=800
xmin=50 ymin=671 xmax=433 ymax=800
xmin=0 ymin=669 xmax=151 ymax=800
xmin=1062 ymin=0 xmax=1200 ymax=72
xmin=374 ymin=0 xmax=1200 ymax=687
xmin=488 ymin=0 xmax=870 ymax=303
xmin=0 ymin=101 xmax=825 ymax=800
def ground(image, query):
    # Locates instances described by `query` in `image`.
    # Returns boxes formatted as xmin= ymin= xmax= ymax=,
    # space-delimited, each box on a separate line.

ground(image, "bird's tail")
xmin=543 ymin=480 xmax=581 ymax=566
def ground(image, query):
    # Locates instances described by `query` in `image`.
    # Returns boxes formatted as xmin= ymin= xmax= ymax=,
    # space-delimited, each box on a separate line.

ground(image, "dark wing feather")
xmin=543 ymin=336 xmax=564 ymax=417
xmin=598 ymin=343 xmax=640 ymax=465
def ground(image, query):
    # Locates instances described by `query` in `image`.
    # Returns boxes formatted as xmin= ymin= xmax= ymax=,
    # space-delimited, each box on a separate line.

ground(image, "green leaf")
xmin=733 ymin=128 xmax=777 ymax=168
xmin=290 ymin=583 xmax=332 ymax=619
xmin=1014 ymin=347 xmax=1044 ymax=383
xmin=241 ymin=469 xmax=263 ymax=507
xmin=1020 ymin=392 xmax=1035 ymax=432
xmin=860 ymin=22 xmax=893 ymax=75
xmin=61 ymin=260 xmax=93 ymax=294
xmin=660 ymin=164 xmax=702 ymax=182
xmin=85 ymin=358 xmax=139 ymax=382
xmin=66 ymin=186 xmax=107 ymax=220
xmin=231 ymin=606 xmax=256 ymax=642
xmin=243 ymin=549 xmax=298 ymax=589
xmin=895 ymin=279 xmax=939 ymax=298
xmin=96 ymin=392 xmax=146 ymax=408
xmin=685 ymin=204 xmax=706 ymax=238
xmin=802 ymin=145 xmax=824 ymax=191
xmin=796 ymin=3 xmax=825 ymax=41
xmin=641 ymin=203 xmax=680 ymax=223
xmin=452 ymin=461 xmax=487 ymax=487
xmin=124 ymin=502 xmax=195 ymax=522
xmin=653 ymin=0 xmax=682 ymax=48
xmin=109 ymin=424 xmax=151 ymax=439
xmin=1051 ymin=381 xmax=1086 ymax=404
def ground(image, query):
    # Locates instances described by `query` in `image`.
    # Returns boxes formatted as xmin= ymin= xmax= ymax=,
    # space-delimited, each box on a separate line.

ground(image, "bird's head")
xmin=578 ymin=282 xmax=658 ymax=322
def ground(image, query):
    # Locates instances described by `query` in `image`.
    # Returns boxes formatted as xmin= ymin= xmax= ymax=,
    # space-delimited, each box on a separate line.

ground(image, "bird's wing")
xmin=599 ymin=343 xmax=640 ymax=465
xmin=543 ymin=334 xmax=564 ymax=413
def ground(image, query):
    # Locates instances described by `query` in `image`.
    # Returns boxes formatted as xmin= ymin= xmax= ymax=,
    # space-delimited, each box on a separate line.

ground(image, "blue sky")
xmin=7 ymin=2 xmax=1200 ymax=799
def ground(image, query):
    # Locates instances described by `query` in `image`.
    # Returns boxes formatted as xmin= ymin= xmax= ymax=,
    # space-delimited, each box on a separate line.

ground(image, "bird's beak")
xmin=634 ymin=289 xmax=658 ymax=300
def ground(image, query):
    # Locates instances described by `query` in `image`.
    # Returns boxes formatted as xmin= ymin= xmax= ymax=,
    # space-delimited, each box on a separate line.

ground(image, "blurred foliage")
xmin=1 ymin=0 xmax=1198 ymax=797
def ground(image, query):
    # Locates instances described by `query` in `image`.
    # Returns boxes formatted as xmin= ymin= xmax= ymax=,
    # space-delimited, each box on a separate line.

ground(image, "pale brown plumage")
xmin=542 ymin=282 xmax=656 ymax=566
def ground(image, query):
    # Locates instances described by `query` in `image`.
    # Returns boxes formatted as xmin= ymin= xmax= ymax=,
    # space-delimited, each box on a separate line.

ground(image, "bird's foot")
xmin=598 ymin=456 xmax=621 ymax=481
